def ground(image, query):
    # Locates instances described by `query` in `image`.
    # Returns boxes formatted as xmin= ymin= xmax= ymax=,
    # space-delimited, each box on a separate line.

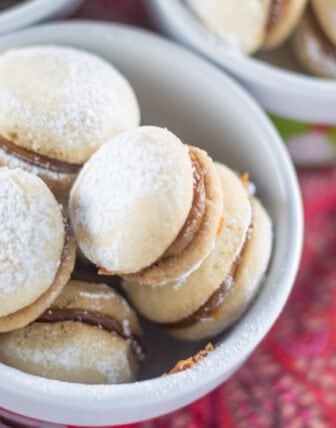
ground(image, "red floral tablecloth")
xmin=72 ymin=2 xmax=336 ymax=427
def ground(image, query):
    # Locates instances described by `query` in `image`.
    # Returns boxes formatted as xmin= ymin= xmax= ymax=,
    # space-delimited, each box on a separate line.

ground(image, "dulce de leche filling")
xmin=0 ymin=134 xmax=81 ymax=174
xmin=38 ymin=308 xmax=143 ymax=359
xmin=161 ymin=150 xmax=206 ymax=260
xmin=165 ymin=276 xmax=234 ymax=330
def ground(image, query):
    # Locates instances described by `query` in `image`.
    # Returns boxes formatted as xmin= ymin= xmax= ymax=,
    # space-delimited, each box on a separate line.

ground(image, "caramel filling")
xmin=165 ymin=275 xmax=234 ymax=329
xmin=38 ymin=308 xmax=143 ymax=359
xmin=0 ymin=134 xmax=81 ymax=174
xmin=267 ymin=0 xmax=288 ymax=31
xmin=308 ymin=6 xmax=336 ymax=59
xmin=165 ymin=222 xmax=253 ymax=330
xmin=160 ymin=151 xmax=206 ymax=259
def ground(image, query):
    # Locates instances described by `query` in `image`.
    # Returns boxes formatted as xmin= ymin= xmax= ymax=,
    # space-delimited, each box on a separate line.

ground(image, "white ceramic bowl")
xmin=0 ymin=0 xmax=83 ymax=35
xmin=0 ymin=21 xmax=303 ymax=427
xmin=148 ymin=0 xmax=336 ymax=125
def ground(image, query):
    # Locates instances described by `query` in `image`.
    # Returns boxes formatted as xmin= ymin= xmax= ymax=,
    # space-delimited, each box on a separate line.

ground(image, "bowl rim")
xmin=0 ymin=0 xmax=83 ymax=35
xmin=0 ymin=21 xmax=303 ymax=426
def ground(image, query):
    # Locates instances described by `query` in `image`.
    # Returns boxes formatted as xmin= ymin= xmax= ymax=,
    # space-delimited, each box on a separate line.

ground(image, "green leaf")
xmin=270 ymin=115 xmax=308 ymax=140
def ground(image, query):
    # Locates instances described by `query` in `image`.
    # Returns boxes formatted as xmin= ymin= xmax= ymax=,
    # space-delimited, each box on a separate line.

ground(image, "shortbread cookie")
xmin=70 ymin=126 xmax=223 ymax=285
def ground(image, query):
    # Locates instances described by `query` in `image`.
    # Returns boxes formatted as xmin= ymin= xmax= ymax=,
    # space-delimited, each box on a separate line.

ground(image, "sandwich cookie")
xmin=185 ymin=0 xmax=307 ymax=53
xmin=167 ymin=196 xmax=272 ymax=340
xmin=0 ymin=46 xmax=140 ymax=201
xmin=0 ymin=280 xmax=143 ymax=384
xmin=292 ymin=3 xmax=336 ymax=77
xmin=0 ymin=168 xmax=76 ymax=333
xmin=123 ymin=164 xmax=253 ymax=329
xmin=70 ymin=126 xmax=223 ymax=286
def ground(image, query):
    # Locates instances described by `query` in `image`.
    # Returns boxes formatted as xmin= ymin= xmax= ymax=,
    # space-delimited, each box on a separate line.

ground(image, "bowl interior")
xmin=0 ymin=22 xmax=302 ymax=426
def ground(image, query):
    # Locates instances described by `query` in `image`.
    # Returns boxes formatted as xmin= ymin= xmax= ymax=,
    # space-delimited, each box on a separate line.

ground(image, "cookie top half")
xmin=70 ymin=126 xmax=194 ymax=274
xmin=0 ymin=46 xmax=140 ymax=164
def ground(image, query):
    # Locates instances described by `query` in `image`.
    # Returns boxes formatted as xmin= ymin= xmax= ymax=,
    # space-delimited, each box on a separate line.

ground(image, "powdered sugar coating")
xmin=70 ymin=126 xmax=194 ymax=274
xmin=0 ymin=168 xmax=64 ymax=318
xmin=0 ymin=46 xmax=140 ymax=163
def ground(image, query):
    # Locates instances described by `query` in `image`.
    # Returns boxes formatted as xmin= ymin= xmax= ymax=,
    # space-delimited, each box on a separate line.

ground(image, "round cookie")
xmin=292 ymin=6 xmax=336 ymax=78
xmin=70 ymin=126 xmax=193 ymax=274
xmin=311 ymin=0 xmax=336 ymax=45
xmin=123 ymin=163 xmax=252 ymax=322
xmin=263 ymin=0 xmax=307 ymax=49
xmin=168 ymin=197 xmax=272 ymax=340
xmin=0 ymin=168 xmax=76 ymax=332
xmin=185 ymin=0 xmax=271 ymax=54
xmin=0 ymin=281 xmax=143 ymax=384
xmin=0 ymin=45 xmax=140 ymax=200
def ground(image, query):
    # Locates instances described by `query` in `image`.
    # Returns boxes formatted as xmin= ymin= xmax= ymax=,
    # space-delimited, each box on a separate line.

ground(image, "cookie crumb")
xmin=167 ymin=343 xmax=214 ymax=375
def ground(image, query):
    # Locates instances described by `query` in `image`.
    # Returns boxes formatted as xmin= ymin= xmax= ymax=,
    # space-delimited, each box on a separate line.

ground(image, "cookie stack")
xmin=0 ymin=165 xmax=143 ymax=384
xmin=0 ymin=46 xmax=143 ymax=385
xmin=0 ymin=45 xmax=272 ymax=385
xmin=123 ymin=164 xmax=272 ymax=341
xmin=69 ymin=124 xmax=272 ymax=342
